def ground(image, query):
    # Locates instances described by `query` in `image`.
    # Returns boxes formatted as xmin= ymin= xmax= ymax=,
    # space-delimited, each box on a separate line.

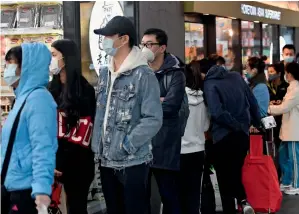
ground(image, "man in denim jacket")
xmin=91 ymin=16 xmax=163 ymax=214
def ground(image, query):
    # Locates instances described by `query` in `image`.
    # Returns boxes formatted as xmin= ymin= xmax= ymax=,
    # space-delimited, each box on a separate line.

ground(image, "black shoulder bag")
xmin=1 ymin=101 xmax=26 ymax=213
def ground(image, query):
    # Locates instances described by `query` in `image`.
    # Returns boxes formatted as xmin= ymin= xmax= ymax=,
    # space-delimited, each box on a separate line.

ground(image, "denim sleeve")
xmin=127 ymin=71 xmax=163 ymax=149
xmin=204 ymin=83 xmax=243 ymax=131
xmin=26 ymin=90 xmax=58 ymax=197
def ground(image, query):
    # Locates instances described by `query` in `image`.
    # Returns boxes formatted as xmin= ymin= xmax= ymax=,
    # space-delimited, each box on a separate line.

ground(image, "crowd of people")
xmin=1 ymin=15 xmax=299 ymax=214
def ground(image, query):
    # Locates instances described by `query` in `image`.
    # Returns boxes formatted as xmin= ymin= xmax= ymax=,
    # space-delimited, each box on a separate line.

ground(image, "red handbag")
xmin=48 ymin=181 xmax=63 ymax=214
xmin=242 ymin=135 xmax=282 ymax=213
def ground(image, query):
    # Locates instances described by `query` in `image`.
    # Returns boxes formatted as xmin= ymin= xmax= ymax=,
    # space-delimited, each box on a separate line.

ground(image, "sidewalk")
xmin=277 ymin=195 xmax=299 ymax=214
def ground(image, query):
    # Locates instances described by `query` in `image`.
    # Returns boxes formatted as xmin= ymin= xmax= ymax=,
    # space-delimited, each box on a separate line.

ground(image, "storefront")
xmin=0 ymin=1 xmax=66 ymax=114
xmin=184 ymin=1 xmax=299 ymax=71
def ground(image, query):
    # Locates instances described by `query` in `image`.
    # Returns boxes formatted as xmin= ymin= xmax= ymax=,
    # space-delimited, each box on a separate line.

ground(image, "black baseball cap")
xmin=94 ymin=16 xmax=136 ymax=44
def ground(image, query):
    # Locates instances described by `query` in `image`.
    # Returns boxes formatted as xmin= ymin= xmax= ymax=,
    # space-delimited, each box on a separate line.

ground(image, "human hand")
xmin=249 ymin=126 xmax=260 ymax=133
xmin=160 ymin=97 xmax=165 ymax=103
xmin=35 ymin=194 xmax=51 ymax=210
xmin=54 ymin=169 xmax=62 ymax=177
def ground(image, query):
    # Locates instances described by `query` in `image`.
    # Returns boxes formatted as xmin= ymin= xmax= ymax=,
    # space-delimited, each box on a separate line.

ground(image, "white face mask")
xmin=49 ymin=57 xmax=63 ymax=75
xmin=142 ymin=47 xmax=155 ymax=63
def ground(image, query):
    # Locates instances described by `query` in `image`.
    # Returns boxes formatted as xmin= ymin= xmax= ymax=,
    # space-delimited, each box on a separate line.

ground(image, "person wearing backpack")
xmin=141 ymin=28 xmax=186 ymax=214
xmin=180 ymin=60 xmax=210 ymax=214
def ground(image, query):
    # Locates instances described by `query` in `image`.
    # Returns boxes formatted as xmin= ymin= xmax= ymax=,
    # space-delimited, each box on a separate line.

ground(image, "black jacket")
xmin=268 ymin=81 xmax=289 ymax=101
xmin=50 ymin=76 xmax=96 ymax=176
xmin=151 ymin=54 xmax=185 ymax=171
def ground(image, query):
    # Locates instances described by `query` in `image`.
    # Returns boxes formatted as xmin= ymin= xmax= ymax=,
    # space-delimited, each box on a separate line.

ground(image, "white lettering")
xmin=241 ymin=4 xmax=281 ymax=20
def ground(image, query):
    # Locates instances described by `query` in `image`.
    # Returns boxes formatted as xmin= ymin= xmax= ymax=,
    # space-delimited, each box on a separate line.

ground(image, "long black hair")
xmin=185 ymin=60 xmax=203 ymax=91
xmin=248 ymin=56 xmax=267 ymax=88
xmin=48 ymin=39 xmax=82 ymax=133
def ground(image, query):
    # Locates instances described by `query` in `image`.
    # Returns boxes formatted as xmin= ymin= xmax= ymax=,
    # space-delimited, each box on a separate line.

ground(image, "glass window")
xmin=185 ymin=22 xmax=204 ymax=64
xmin=216 ymin=17 xmax=240 ymax=71
xmin=280 ymin=26 xmax=294 ymax=60
xmin=262 ymin=24 xmax=279 ymax=64
xmin=241 ymin=21 xmax=261 ymax=65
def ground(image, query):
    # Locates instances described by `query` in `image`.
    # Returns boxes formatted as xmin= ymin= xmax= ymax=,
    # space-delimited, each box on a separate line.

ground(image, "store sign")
xmin=89 ymin=1 xmax=124 ymax=75
xmin=241 ymin=4 xmax=281 ymax=20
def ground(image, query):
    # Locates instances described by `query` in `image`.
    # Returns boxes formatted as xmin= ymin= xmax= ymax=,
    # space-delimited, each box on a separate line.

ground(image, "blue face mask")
xmin=268 ymin=74 xmax=280 ymax=81
xmin=102 ymin=37 xmax=118 ymax=56
xmin=245 ymin=72 xmax=252 ymax=80
xmin=4 ymin=64 xmax=20 ymax=86
xmin=284 ymin=56 xmax=294 ymax=63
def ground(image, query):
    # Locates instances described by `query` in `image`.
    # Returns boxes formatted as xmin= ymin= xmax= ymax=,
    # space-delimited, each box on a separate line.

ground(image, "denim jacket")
xmin=91 ymin=49 xmax=163 ymax=169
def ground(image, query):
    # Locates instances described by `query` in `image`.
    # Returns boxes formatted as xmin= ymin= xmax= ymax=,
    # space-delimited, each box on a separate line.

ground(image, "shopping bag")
xmin=242 ymin=135 xmax=282 ymax=213
xmin=48 ymin=181 xmax=63 ymax=214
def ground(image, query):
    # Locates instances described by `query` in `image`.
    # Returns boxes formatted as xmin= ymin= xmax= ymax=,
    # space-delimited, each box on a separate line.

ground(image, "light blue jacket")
xmin=252 ymin=83 xmax=270 ymax=117
xmin=0 ymin=43 xmax=58 ymax=197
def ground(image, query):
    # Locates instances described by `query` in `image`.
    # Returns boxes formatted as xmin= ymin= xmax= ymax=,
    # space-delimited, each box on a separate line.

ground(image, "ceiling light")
xmin=254 ymin=21 xmax=260 ymax=23
xmin=204 ymin=14 xmax=209 ymax=15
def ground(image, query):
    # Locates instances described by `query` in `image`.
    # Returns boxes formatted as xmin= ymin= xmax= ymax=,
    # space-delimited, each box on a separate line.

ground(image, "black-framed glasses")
xmin=139 ymin=43 xmax=160 ymax=49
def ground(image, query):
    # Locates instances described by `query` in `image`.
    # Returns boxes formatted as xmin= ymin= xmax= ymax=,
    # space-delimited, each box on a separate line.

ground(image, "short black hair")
xmin=5 ymin=46 xmax=22 ymax=66
xmin=143 ymin=28 xmax=168 ymax=46
xmin=209 ymin=54 xmax=225 ymax=65
xmin=283 ymin=44 xmax=296 ymax=53
xmin=286 ymin=62 xmax=299 ymax=81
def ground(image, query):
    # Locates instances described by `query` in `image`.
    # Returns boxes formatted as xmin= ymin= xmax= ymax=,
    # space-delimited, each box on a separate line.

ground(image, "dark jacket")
xmin=268 ymin=81 xmax=289 ymax=101
xmin=151 ymin=54 xmax=186 ymax=170
xmin=204 ymin=65 xmax=261 ymax=143
xmin=51 ymin=76 xmax=96 ymax=177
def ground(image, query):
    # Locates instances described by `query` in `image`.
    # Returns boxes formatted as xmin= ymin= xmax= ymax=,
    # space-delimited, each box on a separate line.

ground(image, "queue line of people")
xmin=1 ymin=15 xmax=299 ymax=214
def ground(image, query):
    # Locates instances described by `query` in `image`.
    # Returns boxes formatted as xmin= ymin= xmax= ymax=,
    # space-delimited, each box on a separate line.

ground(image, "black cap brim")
xmin=94 ymin=27 xmax=113 ymax=36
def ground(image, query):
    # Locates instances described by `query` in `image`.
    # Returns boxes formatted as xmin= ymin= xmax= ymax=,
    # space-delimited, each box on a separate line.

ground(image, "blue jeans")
xmin=279 ymin=141 xmax=299 ymax=188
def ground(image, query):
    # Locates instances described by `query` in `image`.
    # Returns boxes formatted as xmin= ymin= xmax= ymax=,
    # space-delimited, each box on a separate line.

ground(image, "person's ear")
xmin=159 ymin=45 xmax=167 ymax=53
xmin=121 ymin=35 xmax=129 ymax=45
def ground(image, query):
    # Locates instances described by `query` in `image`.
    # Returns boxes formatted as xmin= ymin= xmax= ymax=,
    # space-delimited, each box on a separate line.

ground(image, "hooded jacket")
xmin=151 ymin=53 xmax=185 ymax=170
xmin=1 ymin=43 xmax=58 ymax=197
xmin=204 ymin=65 xmax=261 ymax=143
xmin=92 ymin=46 xmax=163 ymax=169
xmin=181 ymin=88 xmax=210 ymax=154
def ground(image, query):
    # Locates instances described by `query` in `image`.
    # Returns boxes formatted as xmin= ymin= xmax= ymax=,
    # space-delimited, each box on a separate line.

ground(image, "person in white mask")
xmin=141 ymin=28 xmax=186 ymax=214
xmin=48 ymin=39 xmax=96 ymax=214
xmin=91 ymin=16 xmax=163 ymax=214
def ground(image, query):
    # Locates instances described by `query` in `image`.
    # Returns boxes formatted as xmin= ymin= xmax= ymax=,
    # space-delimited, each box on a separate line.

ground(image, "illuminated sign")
xmin=241 ymin=4 xmax=281 ymax=20
xmin=89 ymin=1 xmax=124 ymax=75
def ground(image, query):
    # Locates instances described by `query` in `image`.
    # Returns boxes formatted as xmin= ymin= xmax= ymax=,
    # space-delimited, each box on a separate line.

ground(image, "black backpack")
xmin=163 ymin=70 xmax=190 ymax=137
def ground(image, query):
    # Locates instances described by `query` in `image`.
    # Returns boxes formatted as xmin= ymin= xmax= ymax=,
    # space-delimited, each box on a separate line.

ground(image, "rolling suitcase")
xmin=242 ymin=135 xmax=282 ymax=213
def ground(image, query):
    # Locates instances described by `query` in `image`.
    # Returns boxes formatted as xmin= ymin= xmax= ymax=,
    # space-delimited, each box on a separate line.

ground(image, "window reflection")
xmin=241 ymin=21 xmax=261 ymax=65
xmin=185 ymin=22 xmax=204 ymax=64
xmin=280 ymin=26 xmax=294 ymax=60
xmin=262 ymin=24 xmax=279 ymax=64
xmin=216 ymin=17 xmax=239 ymax=71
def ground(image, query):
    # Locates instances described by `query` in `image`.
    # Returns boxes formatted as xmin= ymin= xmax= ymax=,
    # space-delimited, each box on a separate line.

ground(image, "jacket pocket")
xmin=16 ymin=143 xmax=32 ymax=173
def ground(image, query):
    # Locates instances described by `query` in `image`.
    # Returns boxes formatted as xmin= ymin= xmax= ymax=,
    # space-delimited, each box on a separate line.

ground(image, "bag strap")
xmin=1 ymin=100 xmax=27 ymax=185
